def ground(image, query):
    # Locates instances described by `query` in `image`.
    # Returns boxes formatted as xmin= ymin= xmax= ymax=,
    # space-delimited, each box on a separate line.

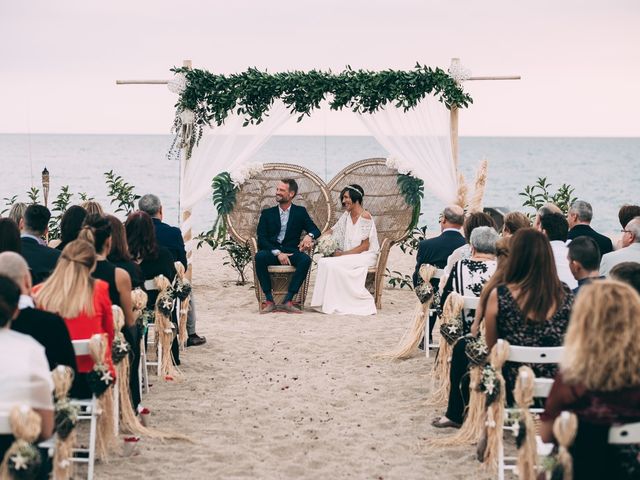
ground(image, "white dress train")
xmin=311 ymin=212 xmax=380 ymax=315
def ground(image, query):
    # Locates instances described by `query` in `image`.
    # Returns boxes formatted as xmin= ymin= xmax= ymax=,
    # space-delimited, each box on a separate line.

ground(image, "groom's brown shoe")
xmin=260 ymin=301 xmax=277 ymax=314
xmin=279 ymin=301 xmax=302 ymax=314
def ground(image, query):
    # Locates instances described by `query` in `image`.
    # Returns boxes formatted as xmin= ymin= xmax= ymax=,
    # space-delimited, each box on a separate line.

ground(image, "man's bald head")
xmin=534 ymin=202 xmax=562 ymax=230
xmin=0 ymin=252 xmax=31 ymax=294
xmin=441 ymin=205 xmax=465 ymax=230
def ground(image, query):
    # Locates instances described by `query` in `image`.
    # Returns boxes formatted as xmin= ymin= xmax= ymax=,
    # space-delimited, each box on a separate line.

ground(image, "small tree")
xmin=519 ymin=177 xmax=577 ymax=219
xmin=47 ymin=186 xmax=73 ymax=241
xmin=105 ymin=170 xmax=140 ymax=215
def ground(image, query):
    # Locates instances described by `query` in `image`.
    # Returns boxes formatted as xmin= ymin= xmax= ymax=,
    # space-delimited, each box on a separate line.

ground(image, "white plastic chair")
xmin=425 ymin=291 xmax=479 ymax=358
xmin=609 ymin=422 xmax=640 ymax=444
xmin=498 ymin=342 xmax=564 ymax=480
xmin=69 ymin=339 xmax=99 ymax=480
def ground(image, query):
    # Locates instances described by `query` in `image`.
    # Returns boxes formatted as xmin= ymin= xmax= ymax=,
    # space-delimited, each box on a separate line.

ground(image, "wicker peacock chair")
xmin=226 ymin=163 xmax=332 ymax=309
xmin=327 ymin=158 xmax=415 ymax=308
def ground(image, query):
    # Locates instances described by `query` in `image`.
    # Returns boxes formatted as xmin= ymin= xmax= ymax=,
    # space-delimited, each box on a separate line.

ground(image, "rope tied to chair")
xmin=514 ymin=366 xmax=537 ymax=480
xmin=378 ymin=264 xmax=437 ymax=360
xmin=52 ymin=365 xmax=77 ymax=480
xmin=481 ymin=339 xmax=510 ymax=473
xmin=551 ymin=411 xmax=578 ymax=480
xmin=427 ymin=292 xmax=465 ymax=406
xmin=88 ymin=334 xmax=119 ymax=461
xmin=173 ymin=262 xmax=191 ymax=349
xmin=154 ymin=275 xmax=182 ymax=381
xmin=0 ymin=406 xmax=42 ymax=480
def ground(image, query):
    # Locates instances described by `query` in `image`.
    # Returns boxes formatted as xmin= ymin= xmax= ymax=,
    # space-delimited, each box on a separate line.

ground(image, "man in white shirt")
xmin=600 ymin=217 xmax=640 ymax=276
xmin=539 ymin=212 xmax=578 ymax=290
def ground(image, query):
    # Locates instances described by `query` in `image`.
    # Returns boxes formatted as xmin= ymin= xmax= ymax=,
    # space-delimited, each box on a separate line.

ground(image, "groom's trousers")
xmin=255 ymin=250 xmax=312 ymax=297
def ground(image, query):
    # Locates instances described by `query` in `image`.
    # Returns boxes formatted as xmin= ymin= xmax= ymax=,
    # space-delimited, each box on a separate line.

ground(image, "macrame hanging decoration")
xmin=52 ymin=365 xmax=78 ymax=480
xmin=0 ymin=406 xmax=42 ymax=480
xmin=428 ymin=293 xmax=465 ymax=406
xmin=551 ymin=411 xmax=578 ymax=480
xmin=429 ymin=335 xmax=490 ymax=447
xmin=86 ymin=334 xmax=119 ymax=461
xmin=172 ymin=262 xmax=192 ymax=349
xmin=378 ymin=264 xmax=438 ymax=360
xmin=154 ymin=275 xmax=182 ymax=380
xmin=481 ymin=339 xmax=510 ymax=473
xmin=514 ymin=366 xmax=537 ymax=480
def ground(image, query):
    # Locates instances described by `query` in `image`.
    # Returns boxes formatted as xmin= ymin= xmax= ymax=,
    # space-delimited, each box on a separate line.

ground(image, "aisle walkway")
xmin=96 ymin=249 xmax=487 ymax=479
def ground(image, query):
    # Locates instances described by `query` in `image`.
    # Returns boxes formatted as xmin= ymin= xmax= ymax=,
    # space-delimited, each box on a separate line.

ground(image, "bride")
xmin=311 ymin=184 xmax=379 ymax=315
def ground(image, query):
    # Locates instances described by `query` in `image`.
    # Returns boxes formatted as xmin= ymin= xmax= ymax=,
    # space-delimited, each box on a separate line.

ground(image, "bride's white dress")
xmin=310 ymin=211 xmax=379 ymax=315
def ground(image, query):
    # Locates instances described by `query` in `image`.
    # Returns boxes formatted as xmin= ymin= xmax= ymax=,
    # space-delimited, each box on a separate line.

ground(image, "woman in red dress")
xmin=34 ymin=238 xmax=114 ymax=398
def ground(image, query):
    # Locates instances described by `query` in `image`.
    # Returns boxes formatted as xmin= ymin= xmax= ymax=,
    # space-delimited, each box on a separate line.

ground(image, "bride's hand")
xmin=333 ymin=250 xmax=343 ymax=257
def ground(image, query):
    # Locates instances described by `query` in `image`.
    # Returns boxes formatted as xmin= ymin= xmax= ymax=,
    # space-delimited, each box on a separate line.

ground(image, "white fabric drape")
xmin=358 ymin=95 xmax=458 ymax=204
xmin=179 ymin=100 xmax=292 ymax=243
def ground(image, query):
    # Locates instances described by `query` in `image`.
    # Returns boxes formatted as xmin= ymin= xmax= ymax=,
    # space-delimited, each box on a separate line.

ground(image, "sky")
xmin=1 ymin=0 xmax=639 ymax=136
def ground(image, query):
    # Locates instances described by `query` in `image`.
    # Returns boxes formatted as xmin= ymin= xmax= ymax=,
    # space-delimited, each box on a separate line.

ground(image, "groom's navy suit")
xmin=255 ymin=203 xmax=321 ymax=299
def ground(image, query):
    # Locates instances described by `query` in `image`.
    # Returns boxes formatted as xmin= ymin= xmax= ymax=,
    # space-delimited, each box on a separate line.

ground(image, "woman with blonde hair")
xmin=540 ymin=280 xmax=640 ymax=479
xmin=33 ymin=239 xmax=114 ymax=398
xmin=80 ymin=200 xmax=105 ymax=216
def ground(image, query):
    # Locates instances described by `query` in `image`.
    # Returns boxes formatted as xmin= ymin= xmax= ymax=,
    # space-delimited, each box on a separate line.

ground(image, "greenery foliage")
xmin=385 ymin=268 xmax=414 ymax=290
xmin=519 ymin=177 xmax=578 ymax=218
xmin=397 ymin=174 xmax=424 ymax=230
xmin=105 ymin=170 xmax=140 ymax=215
xmin=48 ymin=186 xmax=74 ymax=240
xmin=170 ymin=64 xmax=472 ymax=157
xmin=221 ymin=238 xmax=252 ymax=285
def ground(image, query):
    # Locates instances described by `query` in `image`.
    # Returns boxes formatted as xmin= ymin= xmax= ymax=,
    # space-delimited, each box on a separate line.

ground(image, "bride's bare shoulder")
xmin=361 ymin=211 xmax=372 ymax=220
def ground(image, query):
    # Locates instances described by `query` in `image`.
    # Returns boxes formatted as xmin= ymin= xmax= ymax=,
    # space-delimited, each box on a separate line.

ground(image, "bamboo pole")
xmin=179 ymin=59 xmax=193 ymax=281
xmin=468 ymin=75 xmax=521 ymax=81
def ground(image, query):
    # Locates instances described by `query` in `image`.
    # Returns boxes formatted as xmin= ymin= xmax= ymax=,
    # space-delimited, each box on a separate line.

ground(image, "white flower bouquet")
xmin=317 ymin=234 xmax=339 ymax=257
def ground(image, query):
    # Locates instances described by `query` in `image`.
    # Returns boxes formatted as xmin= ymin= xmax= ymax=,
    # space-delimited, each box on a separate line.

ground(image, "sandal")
xmin=431 ymin=416 xmax=461 ymax=429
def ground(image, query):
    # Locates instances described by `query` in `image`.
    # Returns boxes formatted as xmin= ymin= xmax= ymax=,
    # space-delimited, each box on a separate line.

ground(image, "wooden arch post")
xmin=179 ymin=59 xmax=193 ymax=280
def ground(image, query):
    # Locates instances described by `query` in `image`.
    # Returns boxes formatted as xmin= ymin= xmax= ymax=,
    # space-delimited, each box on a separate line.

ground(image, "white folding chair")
xmin=139 ymin=334 xmax=150 ymax=395
xmin=609 ymin=422 xmax=640 ymax=444
xmin=424 ymin=268 xmax=445 ymax=357
xmin=499 ymin=342 xmax=564 ymax=480
xmin=70 ymin=339 xmax=99 ymax=480
xmin=425 ymin=292 xmax=479 ymax=358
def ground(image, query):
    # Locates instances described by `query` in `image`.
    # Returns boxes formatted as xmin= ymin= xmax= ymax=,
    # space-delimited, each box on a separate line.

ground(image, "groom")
xmin=255 ymin=178 xmax=321 ymax=314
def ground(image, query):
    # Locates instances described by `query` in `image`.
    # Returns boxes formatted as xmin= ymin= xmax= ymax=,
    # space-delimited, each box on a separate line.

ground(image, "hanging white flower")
xmin=179 ymin=109 xmax=195 ymax=125
xmin=386 ymin=156 xmax=413 ymax=176
xmin=167 ymin=72 xmax=188 ymax=94
xmin=230 ymin=162 xmax=264 ymax=188
xmin=448 ymin=62 xmax=472 ymax=83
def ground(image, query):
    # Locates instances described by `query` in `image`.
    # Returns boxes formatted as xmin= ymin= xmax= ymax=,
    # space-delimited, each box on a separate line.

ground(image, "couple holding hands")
xmin=255 ymin=178 xmax=379 ymax=315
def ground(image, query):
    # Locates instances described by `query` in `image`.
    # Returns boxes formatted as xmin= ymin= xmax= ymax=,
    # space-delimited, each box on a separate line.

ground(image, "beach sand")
xmin=95 ymin=247 xmax=491 ymax=479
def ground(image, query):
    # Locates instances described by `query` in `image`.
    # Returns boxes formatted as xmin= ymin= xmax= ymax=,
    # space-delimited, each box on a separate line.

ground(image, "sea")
xmin=1 ymin=134 xmax=638 ymax=237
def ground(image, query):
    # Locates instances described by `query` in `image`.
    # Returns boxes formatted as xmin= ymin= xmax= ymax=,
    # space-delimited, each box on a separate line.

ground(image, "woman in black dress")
xmin=55 ymin=205 xmax=87 ymax=251
xmin=125 ymin=211 xmax=179 ymax=363
xmin=106 ymin=214 xmax=143 ymax=289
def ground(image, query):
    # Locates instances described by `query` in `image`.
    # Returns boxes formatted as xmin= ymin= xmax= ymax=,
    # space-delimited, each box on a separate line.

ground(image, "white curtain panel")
xmin=179 ymin=100 xmax=292 ymax=243
xmin=358 ymin=95 xmax=458 ymax=205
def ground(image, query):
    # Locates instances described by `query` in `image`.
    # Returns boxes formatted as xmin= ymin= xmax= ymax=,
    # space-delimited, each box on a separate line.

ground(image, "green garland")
xmin=170 ymin=64 xmax=472 ymax=157
xmin=397 ymin=174 xmax=424 ymax=230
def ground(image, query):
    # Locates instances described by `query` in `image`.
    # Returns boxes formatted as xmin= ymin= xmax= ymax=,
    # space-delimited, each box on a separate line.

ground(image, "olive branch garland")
xmin=169 ymin=63 xmax=472 ymax=160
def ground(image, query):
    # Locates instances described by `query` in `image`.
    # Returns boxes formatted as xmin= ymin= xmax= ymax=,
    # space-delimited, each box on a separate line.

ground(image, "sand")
xmin=95 ymin=247 xmax=491 ymax=479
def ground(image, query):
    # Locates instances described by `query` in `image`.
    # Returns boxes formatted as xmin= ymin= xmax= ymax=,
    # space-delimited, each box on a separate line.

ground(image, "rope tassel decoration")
xmin=0 ymin=406 xmax=42 ymax=480
xmin=173 ymin=262 xmax=192 ymax=349
xmin=514 ymin=366 xmax=536 ymax=480
xmin=52 ymin=365 xmax=77 ymax=480
xmin=378 ymin=264 xmax=438 ymax=360
xmin=154 ymin=275 xmax=182 ymax=381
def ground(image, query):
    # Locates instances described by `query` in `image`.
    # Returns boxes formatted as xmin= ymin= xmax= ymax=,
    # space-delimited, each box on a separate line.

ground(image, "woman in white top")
xmin=311 ymin=184 xmax=379 ymax=315
xmin=0 ymin=275 xmax=54 ymax=460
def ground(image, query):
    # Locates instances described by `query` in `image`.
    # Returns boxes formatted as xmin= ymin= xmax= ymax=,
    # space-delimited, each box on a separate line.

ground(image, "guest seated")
xmin=0 ymin=275 xmax=54 ymax=461
xmin=81 ymin=214 xmax=141 ymax=407
xmin=55 ymin=205 xmax=87 ymax=251
xmin=0 ymin=252 xmax=76 ymax=371
xmin=567 ymin=236 xmax=603 ymax=294
xmin=125 ymin=211 xmax=180 ymax=363
xmin=138 ymin=194 xmax=205 ymax=345
xmin=617 ymin=204 xmax=640 ymax=249
xmin=609 ymin=261 xmax=640 ymax=293
xmin=0 ymin=218 xmax=21 ymax=254
xmin=540 ymin=281 xmax=640 ymax=480
xmin=413 ymin=205 xmax=465 ymax=339
xmin=600 ymin=217 xmax=640 ymax=275
xmin=483 ymin=228 xmax=573 ymax=394
xmin=440 ymin=226 xmax=499 ymax=332
xmin=431 ymin=236 xmax=509 ymax=429
xmin=80 ymin=200 xmax=104 ymax=216
xmin=7 ymin=202 xmax=27 ymax=228
xmin=500 ymin=211 xmax=531 ymax=237
xmin=533 ymin=202 xmax=562 ymax=230
xmin=540 ymin=211 xmax=578 ymax=289
xmin=106 ymin=214 xmax=143 ymax=288
xmin=443 ymin=211 xmax=497 ymax=279
xmin=33 ymin=239 xmax=115 ymax=399
xmin=310 ymin=184 xmax=379 ymax=315
xmin=20 ymin=205 xmax=60 ymax=285
xmin=567 ymin=200 xmax=613 ymax=254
